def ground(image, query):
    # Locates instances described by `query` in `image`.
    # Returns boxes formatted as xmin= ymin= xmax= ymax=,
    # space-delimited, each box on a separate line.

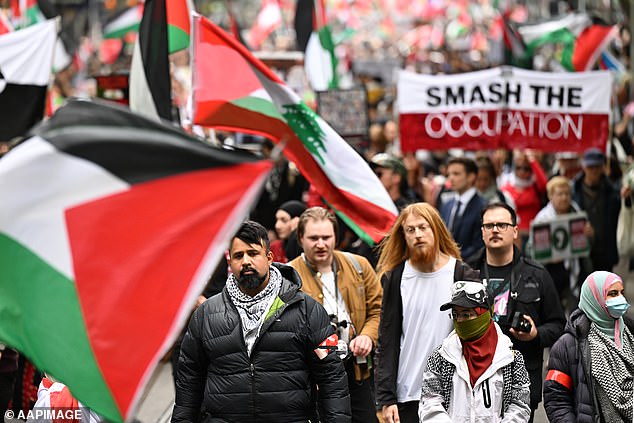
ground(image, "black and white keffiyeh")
xmin=588 ymin=323 xmax=634 ymax=422
xmin=227 ymin=265 xmax=282 ymax=334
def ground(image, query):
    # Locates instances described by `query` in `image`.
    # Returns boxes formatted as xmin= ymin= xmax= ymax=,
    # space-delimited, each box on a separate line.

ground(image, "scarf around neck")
xmin=227 ymin=265 xmax=282 ymax=334
xmin=588 ymin=324 xmax=634 ymax=422
xmin=460 ymin=313 xmax=498 ymax=387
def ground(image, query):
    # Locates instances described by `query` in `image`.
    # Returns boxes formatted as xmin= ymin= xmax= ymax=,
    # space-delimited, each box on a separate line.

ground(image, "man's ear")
xmin=267 ymin=250 xmax=274 ymax=263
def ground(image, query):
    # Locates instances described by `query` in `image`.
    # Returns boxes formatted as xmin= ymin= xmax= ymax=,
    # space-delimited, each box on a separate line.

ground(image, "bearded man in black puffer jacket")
xmin=172 ymin=220 xmax=351 ymax=423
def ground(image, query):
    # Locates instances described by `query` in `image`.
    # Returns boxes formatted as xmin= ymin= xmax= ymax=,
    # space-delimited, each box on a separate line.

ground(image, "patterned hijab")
xmin=578 ymin=271 xmax=625 ymax=348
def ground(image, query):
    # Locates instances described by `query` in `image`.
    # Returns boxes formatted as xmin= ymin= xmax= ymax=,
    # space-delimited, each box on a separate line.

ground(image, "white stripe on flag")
xmin=0 ymin=19 xmax=56 ymax=85
xmin=0 ymin=136 xmax=129 ymax=279
xmin=129 ymin=40 xmax=160 ymax=121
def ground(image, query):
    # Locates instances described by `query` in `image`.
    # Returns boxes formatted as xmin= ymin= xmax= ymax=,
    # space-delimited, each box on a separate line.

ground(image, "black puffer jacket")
xmin=172 ymin=263 xmax=351 ymax=423
xmin=543 ymin=309 xmax=634 ymax=423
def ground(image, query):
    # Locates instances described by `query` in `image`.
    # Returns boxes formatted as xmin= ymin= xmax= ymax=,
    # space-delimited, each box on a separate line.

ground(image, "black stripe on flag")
xmin=0 ymin=83 xmax=47 ymax=142
xmin=27 ymin=99 xmax=261 ymax=185
xmin=294 ymin=0 xmax=313 ymax=52
xmin=138 ymin=0 xmax=172 ymax=121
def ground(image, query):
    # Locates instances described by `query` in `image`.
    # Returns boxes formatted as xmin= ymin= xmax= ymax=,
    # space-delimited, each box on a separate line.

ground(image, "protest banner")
xmin=529 ymin=211 xmax=590 ymax=262
xmin=398 ymin=66 xmax=612 ymax=152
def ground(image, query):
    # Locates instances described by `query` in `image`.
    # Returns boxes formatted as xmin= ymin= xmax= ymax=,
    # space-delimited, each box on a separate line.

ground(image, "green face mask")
xmin=454 ymin=310 xmax=492 ymax=341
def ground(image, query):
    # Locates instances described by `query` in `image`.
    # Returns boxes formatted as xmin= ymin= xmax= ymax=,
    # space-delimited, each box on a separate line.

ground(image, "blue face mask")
xmin=606 ymin=296 xmax=631 ymax=319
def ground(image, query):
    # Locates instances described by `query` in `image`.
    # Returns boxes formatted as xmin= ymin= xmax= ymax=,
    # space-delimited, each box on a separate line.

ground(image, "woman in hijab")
xmin=420 ymin=281 xmax=531 ymax=422
xmin=544 ymin=271 xmax=634 ymax=422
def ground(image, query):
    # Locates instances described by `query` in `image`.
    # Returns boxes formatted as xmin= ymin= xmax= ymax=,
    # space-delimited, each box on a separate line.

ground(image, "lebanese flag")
xmin=129 ymin=0 xmax=172 ymax=122
xmin=0 ymin=19 xmax=56 ymax=141
xmin=192 ymin=15 xmax=397 ymax=244
xmin=246 ymin=0 xmax=281 ymax=49
xmin=0 ymin=99 xmax=272 ymax=422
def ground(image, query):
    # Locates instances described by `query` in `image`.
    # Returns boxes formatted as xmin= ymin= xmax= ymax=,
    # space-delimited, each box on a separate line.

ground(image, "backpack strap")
xmin=342 ymin=251 xmax=363 ymax=275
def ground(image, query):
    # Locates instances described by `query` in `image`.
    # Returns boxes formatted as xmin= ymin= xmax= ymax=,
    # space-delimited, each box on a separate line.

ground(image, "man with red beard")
xmin=375 ymin=203 xmax=478 ymax=423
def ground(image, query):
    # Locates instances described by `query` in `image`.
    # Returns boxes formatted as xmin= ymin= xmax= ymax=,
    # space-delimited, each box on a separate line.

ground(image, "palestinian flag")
xmin=0 ymin=99 xmax=272 ymax=422
xmin=0 ymin=19 xmax=56 ymax=141
xmin=104 ymin=1 xmax=190 ymax=54
xmin=129 ymin=0 xmax=172 ymax=122
xmin=518 ymin=12 xmax=616 ymax=71
xmin=192 ymin=14 xmax=397 ymax=244
xmin=103 ymin=5 xmax=143 ymax=40
xmin=296 ymin=0 xmax=338 ymax=91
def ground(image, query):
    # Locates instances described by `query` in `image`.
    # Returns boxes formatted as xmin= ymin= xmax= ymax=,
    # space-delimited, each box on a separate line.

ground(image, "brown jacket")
xmin=289 ymin=251 xmax=383 ymax=381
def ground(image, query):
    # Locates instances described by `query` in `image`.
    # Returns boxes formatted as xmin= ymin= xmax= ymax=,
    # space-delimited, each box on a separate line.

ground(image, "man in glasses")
xmin=375 ymin=203 xmax=478 ymax=423
xmin=420 ymin=280 xmax=531 ymax=422
xmin=466 ymin=203 xmax=565 ymax=422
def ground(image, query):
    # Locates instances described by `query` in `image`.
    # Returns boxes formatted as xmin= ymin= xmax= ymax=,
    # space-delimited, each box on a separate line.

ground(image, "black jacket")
xmin=375 ymin=259 xmax=478 ymax=406
xmin=467 ymin=247 xmax=566 ymax=408
xmin=172 ymin=263 xmax=351 ymax=423
xmin=571 ymin=173 xmax=621 ymax=271
xmin=544 ymin=309 xmax=634 ymax=423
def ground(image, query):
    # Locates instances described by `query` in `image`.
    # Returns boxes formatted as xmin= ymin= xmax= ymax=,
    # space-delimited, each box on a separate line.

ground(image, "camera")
xmin=510 ymin=312 xmax=532 ymax=333
xmin=329 ymin=315 xmax=351 ymax=360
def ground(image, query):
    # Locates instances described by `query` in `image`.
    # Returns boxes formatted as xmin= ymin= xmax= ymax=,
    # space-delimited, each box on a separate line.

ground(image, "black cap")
xmin=440 ymin=281 xmax=489 ymax=311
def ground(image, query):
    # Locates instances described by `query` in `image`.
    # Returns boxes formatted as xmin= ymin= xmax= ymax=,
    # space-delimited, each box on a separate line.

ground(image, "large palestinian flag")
xmin=192 ymin=14 xmax=397 ymax=245
xmin=0 ymin=18 xmax=56 ymax=141
xmin=0 ymin=99 xmax=272 ymax=422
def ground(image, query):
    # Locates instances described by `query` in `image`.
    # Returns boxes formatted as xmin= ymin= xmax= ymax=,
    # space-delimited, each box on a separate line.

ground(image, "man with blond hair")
xmin=375 ymin=203 xmax=478 ymax=423
xmin=290 ymin=207 xmax=382 ymax=423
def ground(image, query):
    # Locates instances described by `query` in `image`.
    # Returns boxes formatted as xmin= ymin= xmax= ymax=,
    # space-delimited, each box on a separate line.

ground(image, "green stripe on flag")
xmin=317 ymin=25 xmax=338 ymax=89
xmin=523 ymin=28 xmax=576 ymax=71
xmin=0 ymin=234 xmax=121 ymax=422
xmin=168 ymin=25 xmax=189 ymax=53
xmin=104 ymin=24 xmax=140 ymax=39
xmin=231 ymin=96 xmax=284 ymax=120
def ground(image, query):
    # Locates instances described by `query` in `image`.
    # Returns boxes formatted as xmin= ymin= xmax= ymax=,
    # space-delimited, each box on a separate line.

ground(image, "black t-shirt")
xmin=483 ymin=262 xmax=513 ymax=322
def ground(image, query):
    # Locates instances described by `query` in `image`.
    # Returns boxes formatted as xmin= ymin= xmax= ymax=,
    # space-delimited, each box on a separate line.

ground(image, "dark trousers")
xmin=345 ymin=359 xmax=378 ymax=423
xmin=396 ymin=401 xmax=419 ymax=423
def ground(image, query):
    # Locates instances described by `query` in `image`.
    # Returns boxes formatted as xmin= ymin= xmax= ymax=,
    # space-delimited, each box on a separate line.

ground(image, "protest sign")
xmin=398 ymin=67 xmax=612 ymax=152
xmin=316 ymin=87 xmax=369 ymax=148
xmin=530 ymin=212 xmax=590 ymax=262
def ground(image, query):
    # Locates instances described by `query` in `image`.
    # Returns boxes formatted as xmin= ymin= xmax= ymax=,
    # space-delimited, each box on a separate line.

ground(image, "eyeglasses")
xmin=451 ymin=281 xmax=488 ymax=304
xmin=404 ymin=225 xmax=432 ymax=236
xmin=515 ymin=165 xmax=532 ymax=172
xmin=450 ymin=310 xmax=479 ymax=321
xmin=481 ymin=222 xmax=514 ymax=232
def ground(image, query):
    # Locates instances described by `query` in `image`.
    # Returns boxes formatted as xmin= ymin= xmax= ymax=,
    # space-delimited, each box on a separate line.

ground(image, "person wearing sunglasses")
xmin=466 ymin=202 xmax=565 ymax=422
xmin=544 ymin=271 xmax=633 ymax=423
xmin=420 ymin=280 xmax=531 ymax=422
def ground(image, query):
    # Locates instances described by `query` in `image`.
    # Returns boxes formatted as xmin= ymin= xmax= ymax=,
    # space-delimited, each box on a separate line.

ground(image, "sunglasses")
xmin=515 ymin=165 xmax=532 ymax=172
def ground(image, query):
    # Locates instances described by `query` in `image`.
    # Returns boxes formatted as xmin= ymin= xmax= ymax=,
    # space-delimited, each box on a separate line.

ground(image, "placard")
xmin=530 ymin=212 xmax=590 ymax=262
xmin=316 ymin=88 xmax=369 ymax=148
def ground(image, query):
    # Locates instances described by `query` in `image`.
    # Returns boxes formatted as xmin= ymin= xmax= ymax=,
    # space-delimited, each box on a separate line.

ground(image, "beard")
xmin=237 ymin=269 xmax=268 ymax=290
xmin=410 ymin=243 xmax=436 ymax=266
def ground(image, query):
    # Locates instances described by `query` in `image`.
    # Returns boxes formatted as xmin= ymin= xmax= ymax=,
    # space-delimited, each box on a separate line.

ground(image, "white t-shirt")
xmin=396 ymin=256 xmax=455 ymax=403
xmin=320 ymin=271 xmax=352 ymax=343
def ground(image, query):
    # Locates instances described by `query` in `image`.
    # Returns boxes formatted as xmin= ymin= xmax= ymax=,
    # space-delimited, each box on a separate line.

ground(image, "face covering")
xmin=606 ymin=296 xmax=631 ymax=319
xmin=454 ymin=310 xmax=492 ymax=341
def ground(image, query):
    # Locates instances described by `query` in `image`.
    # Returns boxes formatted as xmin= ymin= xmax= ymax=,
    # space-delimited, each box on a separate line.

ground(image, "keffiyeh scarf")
xmin=226 ymin=265 xmax=282 ymax=334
